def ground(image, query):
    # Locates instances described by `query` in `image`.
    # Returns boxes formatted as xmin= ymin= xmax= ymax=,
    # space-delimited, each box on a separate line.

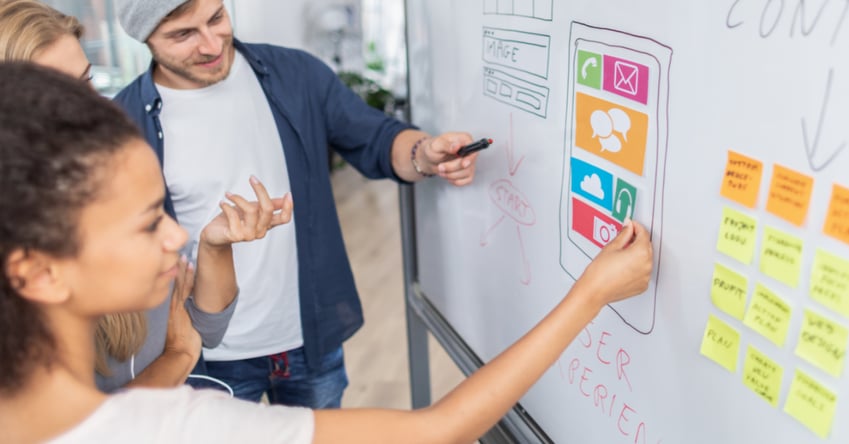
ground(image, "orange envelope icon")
xmin=574 ymin=92 xmax=649 ymax=176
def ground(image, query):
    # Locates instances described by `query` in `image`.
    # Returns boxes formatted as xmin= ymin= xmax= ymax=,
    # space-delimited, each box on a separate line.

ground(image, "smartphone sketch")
xmin=560 ymin=22 xmax=672 ymax=334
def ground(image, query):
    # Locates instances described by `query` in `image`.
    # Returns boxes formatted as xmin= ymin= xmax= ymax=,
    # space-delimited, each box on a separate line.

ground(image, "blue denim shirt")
xmin=113 ymin=40 xmax=415 ymax=370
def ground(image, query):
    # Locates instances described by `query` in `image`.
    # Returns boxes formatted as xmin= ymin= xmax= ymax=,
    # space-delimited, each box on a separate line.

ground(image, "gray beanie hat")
xmin=117 ymin=0 xmax=188 ymax=42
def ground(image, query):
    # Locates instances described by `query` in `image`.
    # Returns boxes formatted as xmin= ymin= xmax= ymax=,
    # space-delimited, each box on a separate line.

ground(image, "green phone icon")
xmin=577 ymin=50 xmax=601 ymax=89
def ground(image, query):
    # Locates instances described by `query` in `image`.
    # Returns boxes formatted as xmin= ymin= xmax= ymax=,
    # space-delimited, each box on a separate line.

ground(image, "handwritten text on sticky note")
xmin=742 ymin=346 xmax=783 ymax=407
xmin=720 ymin=151 xmax=763 ymax=208
xmin=744 ymin=284 xmax=792 ymax=347
xmin=824 ymin=184 xmax=849 ymax=246
xmin=717 ymin=207 xmax=758 ymax=265
xmin=760 ymin=226 xmax=804 ymax=288
xmin=784 ymin=370 xmax=838 ymax=439
xmin=766 ymin=164 xmax=813 ymax=227
xmin=795 ymin=309 xmax=849 ymax=378
xmin=810 ymin=249 xmax=849 ymax=319
xmin=711 ymin=263 xmax=748 ymax=320
xmin=700 ymin=314 xmax=741 ymax=373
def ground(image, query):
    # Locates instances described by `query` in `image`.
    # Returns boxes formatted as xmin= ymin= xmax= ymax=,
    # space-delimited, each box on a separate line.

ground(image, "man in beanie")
xmin=113 ymin=0 xmax=481 ymax=408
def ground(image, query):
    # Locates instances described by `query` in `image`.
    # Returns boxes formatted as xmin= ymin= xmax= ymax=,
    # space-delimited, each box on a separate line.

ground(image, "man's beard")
xmin=151 ymin=35 xmax=234 ymax=87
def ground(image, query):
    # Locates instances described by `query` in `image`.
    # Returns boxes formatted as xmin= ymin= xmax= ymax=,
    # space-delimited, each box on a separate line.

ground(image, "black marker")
xmin=457 ymin=138 xmax=493 ymax=157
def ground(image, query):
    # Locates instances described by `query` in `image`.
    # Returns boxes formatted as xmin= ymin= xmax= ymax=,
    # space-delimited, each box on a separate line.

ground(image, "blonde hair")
xmin=95 ymin=313 xmax=148 ymax=376
xmin=0 ymin=1 xmax=148 ymax=375
xmin=0 ymin=0 xmax=83 ymax=62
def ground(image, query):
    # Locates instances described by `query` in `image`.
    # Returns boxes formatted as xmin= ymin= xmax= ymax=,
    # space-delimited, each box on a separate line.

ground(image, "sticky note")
xmin=744 ymin=284 xmax=793 ymax=347
xmin=794 ymin=309 xmax=849 ymax=377
xmin=716 ymin=207 xmax=758 ymax=264
xmin=824 ymin=184 xmax=849 ymax=246
xmin=759 ymin=226 xmax=804 ymax=288
xmin=766 ymin=164 xmax=814 ymax=227
xmin=720 ymin=151 xmax=764 ymax=208
xmin=742 ymin=346 xmax=783 ymax=407
xmin=574 ymin=92 xmax=648 ymax=176
xmin=711 ymin=263 xmax=748 ymax=320
xmin=784 ymin=370 xmax=837 ymax=439
xmin=700 ymin=314 xmax=741 ymax=373
xmin=810 ymin=249 xmax=849 ymax=318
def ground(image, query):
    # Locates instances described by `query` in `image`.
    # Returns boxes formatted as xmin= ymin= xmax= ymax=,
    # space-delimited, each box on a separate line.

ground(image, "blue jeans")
xmin=203 ymin=346 xmax=348 ymax=408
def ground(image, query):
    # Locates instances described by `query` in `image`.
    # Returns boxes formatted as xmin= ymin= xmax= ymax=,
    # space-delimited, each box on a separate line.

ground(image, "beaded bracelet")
xmin=410 ymin=136 xmax=434 ymax=177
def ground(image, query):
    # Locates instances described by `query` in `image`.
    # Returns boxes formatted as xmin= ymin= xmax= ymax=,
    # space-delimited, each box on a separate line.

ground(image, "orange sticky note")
xmin=574 ymin=92 xmax=649 ymax=176
xmin=766 ymin=164 xmax=814 ymax=227
xmin=824 ymin=184 xmax=849 ymax=246
xmin=720 ymin=151 xmax=764 ymax=208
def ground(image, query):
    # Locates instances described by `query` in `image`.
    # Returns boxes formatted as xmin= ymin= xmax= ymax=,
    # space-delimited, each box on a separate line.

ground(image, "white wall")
xmin=231 ymin=0 xmax=365 ymax=73
xmin=231 ymin=0 xmax=308 ymax=48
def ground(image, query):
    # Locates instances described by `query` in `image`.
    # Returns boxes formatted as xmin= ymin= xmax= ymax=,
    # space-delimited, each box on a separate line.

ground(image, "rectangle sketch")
xmin=560 ymin=22 xmax=673 ymax=334
xmin=483 ymin=67 xmax=549 ymax=118
xmin=482 ymin=27 xmax=550 ymax=79
xmin=483 ymin=0 xmax=553 ymax=21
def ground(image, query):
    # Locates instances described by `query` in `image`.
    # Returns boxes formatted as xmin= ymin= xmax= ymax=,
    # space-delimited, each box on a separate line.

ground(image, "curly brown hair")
xmin=0 ymin=62 xmax=141 ymax=395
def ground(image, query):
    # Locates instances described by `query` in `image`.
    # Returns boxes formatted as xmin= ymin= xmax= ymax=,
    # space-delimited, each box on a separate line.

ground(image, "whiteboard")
xmin=407 ymin=1 xmax=849 ymax=443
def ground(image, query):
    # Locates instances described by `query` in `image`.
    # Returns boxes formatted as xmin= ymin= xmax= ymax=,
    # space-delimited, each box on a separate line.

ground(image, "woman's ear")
xmin=4 ymin=249 xmax=71 ymax=305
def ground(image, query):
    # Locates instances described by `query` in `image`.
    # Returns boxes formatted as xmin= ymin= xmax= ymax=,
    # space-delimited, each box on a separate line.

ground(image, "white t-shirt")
xmin=49 ymin=386 xmax=314 ymax=443
xmin=158 ymin=52 xmax=302 ymax=360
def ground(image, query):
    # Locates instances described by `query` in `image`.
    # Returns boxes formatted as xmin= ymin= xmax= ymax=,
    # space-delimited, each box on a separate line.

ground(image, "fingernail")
xmin=623 ymin=218 xmax=632 ymax=228
xmin=187 ymin=261 xmax=195 ymax=271
xmin=225 ymin=191 xmax=234 ymax=198
xmin=438 ymin=164 xmax=445 ymax=174
xmin=250 ymin=175 xmax=259 ymax=184
xmin=462 ymin=160 xmax=470 ymax=168
xmin=180 ymin=254 xmax=188 ymax=263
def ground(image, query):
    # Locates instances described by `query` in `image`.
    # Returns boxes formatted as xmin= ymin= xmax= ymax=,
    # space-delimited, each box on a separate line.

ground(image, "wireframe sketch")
xmin=559 ymin=22 xmax=672 ymax=334
xmin=481 ymin=27 xmax=551 ymax=118
xmin=483 ymin=0 xmax=553 ymax=21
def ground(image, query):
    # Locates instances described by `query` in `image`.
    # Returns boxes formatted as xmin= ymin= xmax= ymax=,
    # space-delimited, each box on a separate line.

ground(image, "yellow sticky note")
xmin=700 ymin=314 xmax=741 ymax=373
xmin=711 ymin=263 xmax=748 ymax=320
xmin=717 ymin=207 xmax=758 ymax=265
xmin=795 ymin=309 xmax=849 ymax=377
xmin=766 ymin=164 xmax=814 ymax=227
xmin=760 ymin=226 xmax=804 ymax=288
xmin=824 ymin=184 xmax=849 ymax=246
xmin=720 ymin=151 xmax=764 ymax=208
xmin=784 ymin=370 xmax=837 ymax=439
xmin=744 ymin=284 xmax=793 ymax=347
xmin=742 ymin=346 xmax=783 ymax=407
xmin=810 ymin=249 xmax=849 ymax=318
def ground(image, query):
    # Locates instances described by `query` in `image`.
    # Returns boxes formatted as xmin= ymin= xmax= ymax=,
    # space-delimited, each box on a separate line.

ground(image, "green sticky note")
xmin=576 ymin=50 xmax=602 ymax=89
xmin=784 ymin=370 xmax=837 ymax=439
xmin=760 ymin=226 xmax=804 ymax=288
xmin=810 ymin=249 xmax=849 ymax=318
xmin=743 ymin=283 xmax=792 ymax=347
xmin=742 ymin=346 xmax=783 ymax=407
xmin=795 ymin=309 xmax=849 ymax=377
xmin=611 ymin=178 xmax=637 ymax=222
xmin=717 ymin=207 xmax=758 ymax=265
xmin=700 ymin=314 xmax=741 ymax=373
xmin=711 ymin=263 xmax=749 ymax=320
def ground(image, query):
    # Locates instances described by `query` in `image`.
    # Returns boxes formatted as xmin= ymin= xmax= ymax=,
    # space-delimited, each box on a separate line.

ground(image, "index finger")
xmin=249 ymin=176 xmax=274 ymax=230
